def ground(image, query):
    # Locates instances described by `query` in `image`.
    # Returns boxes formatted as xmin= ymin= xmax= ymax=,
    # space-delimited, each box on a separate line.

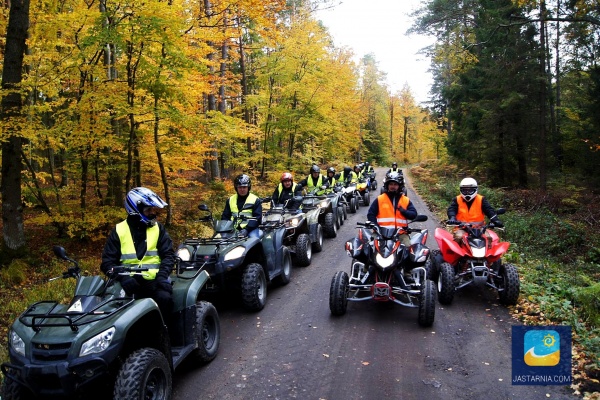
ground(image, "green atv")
xmin=176 ymin=203 xmax=292 ymax=312
xmin=302 ymin=188 xmax=338 ymax=238
xmin=1 ymin=246 xmax=220 ymax=400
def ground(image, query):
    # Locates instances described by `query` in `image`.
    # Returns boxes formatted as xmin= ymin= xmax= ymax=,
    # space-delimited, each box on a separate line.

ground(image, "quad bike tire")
xmin=418 ymin=279 xmax=436 ymax=327
xmin=193 ymin=301 xmax=220 ymax=363
xmin=437 ymin=262 xmax=455 ymax=305
xmin=241 ymin=263 xmax=267 ymax=311
xmin=342 ymin=204 xmax=347 ymax=220
xmin=337 ymin=206 xmax=344 ymax=226
xmin=349 ymin=197 xmax=357 ymax=213
xmin=113 ymin=348 xmax=172 ymax=400
xmin=329 ymin=271 xmax=349 ymax=316
xmin=312 ymin=224 xmax=324 ymax=253
xmin=497 ymin=263 xmax=520 ymax=305
xmin=275 ymin=247 xmax=292 ymax=285
xmin=372 ymin=180 xmax=377 ymax=190
xmin=426 ymin=250 xmax=441 ymax=281
xmin=295 ymin=233 xmax=312 ymax=267
xmin=323 ymin=212 xmax=337 ymax=238
xmin=1 ymin=376 xmax=35 ymax=400
xmin=363 ymin=191 xmax=370 ymax=206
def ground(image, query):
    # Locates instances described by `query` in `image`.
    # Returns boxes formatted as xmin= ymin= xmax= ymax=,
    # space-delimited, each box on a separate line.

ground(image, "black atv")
xmin=262 ymin=196 xmax=323 ymax=267
xmin=342 ymin=181 xmax=361 ymax=214
xmin=302 ymin=188 xmax=338 ymax=238
xmin=1 ymin=246 xmax=220 ymax=400
xmin=176 ymin=203 xmax=292 ymax=312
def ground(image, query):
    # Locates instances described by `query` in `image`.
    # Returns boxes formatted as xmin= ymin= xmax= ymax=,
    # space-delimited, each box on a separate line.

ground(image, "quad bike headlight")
xmin=319 ymin=200 xmax=329 ymax=208
xmin=177 ymin=247 xmax=191 ymax=261
xmin=224 ymin=246 xmax=245 ymax=261
xmin=286 ymin=217 xmax=300 ymax=227
xmin=80 ymin=327 xmax=115 ymax=357
xmin=375 ymin=253 xmax=395 ymax=269
xmin=9 ymin=330 xmax=25 ymax=356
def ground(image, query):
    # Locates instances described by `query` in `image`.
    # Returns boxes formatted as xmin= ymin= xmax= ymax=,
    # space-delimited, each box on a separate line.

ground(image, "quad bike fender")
xmin=261 ymin=227 xmax=286 ymax=275
xmin=309 ymin=223 xmax=321 ymax=243
xmin=220 ymin=236 xmax=262 ymax=269
xmin=487 ymin=241 xmax=510 ymax=264
xmin=171 ymin=270 xmax=210 ymax=311
xmin=434 ymin=228 xmax=466 ymax=265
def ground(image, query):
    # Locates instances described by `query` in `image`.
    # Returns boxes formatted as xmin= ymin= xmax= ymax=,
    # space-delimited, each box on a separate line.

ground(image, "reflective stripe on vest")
xmin=229 ymin=193 xmax=259 ymax=229
xmin=306 ymin=175 xmax=326 ymax=195
xmin=116 ymin=220 xmax=160 ymax=280
xmin=376 ymin=194 xmax=409 ymax=228
xmin=456 ymin=194 xmax=485 ymax=224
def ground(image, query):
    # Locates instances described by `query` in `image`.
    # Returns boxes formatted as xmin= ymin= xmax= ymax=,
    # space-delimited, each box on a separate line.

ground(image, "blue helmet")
xmin=125 ymin=187 xmax=168 ymax=226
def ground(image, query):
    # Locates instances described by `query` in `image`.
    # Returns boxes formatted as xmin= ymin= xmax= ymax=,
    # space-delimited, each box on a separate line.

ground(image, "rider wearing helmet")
xmin=272 ymin=172 xmax=303 ymax=210
xmin=101 ymin=187 xmax=175 ymax=319
xmin=364 ymin=161 xmax=375 ymax=175
xmin=388 ymin=162 xmax=401 ymax=174
xmin=222 ymin=174 xmax=263 ymax=238
xmin=298 ymin=164 xmax=330 ymax=195
xmin=353 ymin=164 xmax=364 ymax=181
xmin=367 ymin=171 xmax=417 ymax=247
xmin=447 ymin=177 xmax=503 ymax=242
xmin=340 ymin=166 xmax=358 ymax=185
xmin=325 ymin=167 xmax=339 ymax=187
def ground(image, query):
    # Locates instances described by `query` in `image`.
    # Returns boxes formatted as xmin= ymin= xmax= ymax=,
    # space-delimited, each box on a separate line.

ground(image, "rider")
xmin=447 ymin=177 xmax=504 ymax=243
xmin=353 ymin=164 xmax=364 ymax=181
xmin=325 ymin=167 xmax=338 ymax=187
xmin=298 ymin=164 xmax=330 ymax=195
xmin=101 ymin=187 xmax=175 ymax=320
xmin=364 ymin=161 xmax=375 ymax=174
xmin=340 ymin=166 xmax=358 ymax=185
xmin=272 ymin=172 xmax=303 ymax=211
xmin=367 ymin=171 xmax=417 ymax=247
xmin=388 ymin=162 xmax=401 ymax=174
xmin=222 ymin=174 xmax=263 ymax=238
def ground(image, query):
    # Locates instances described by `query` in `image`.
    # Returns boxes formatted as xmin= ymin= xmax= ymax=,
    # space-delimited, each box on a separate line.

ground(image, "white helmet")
xmin=459 ymin=178 xmax=478 ymax=202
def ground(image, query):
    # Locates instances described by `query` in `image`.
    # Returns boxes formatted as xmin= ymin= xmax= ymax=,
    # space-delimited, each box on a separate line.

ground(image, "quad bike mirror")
xmin=412 ymin=215 xmax=428 ymax=222
xmin=198 ymin=204 xmax=209 ymax=211
xmin=53 ymin=245 xmax=68 ymax=260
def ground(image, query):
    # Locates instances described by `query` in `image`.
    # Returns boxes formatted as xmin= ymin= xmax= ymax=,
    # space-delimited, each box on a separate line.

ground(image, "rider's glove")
xmin=397 ymin=206 xmax=407 ymax=215
xmin=120 ymin=276 xmax=139 ymax=296
xmin=157 ymin=279 xmax=173 ymax=294
xmin=447 ymin=219 xmax=459 ymax=226
xmin=491 ymin=217 xmax=504 ymax=228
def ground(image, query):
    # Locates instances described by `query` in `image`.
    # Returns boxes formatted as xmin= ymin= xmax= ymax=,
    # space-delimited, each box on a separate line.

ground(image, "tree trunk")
xmin=1 ymin=0 xmax=30 ymax=260
xmin=538 ymin=0 xmax=548 ymax=191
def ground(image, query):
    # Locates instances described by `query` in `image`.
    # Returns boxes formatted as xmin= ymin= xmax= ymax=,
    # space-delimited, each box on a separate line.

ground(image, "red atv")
xmin=432 ymin=208 xmax=520 ymax=306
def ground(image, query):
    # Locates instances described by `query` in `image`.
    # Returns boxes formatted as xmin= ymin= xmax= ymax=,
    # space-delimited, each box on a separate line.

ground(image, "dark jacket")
xmin=367 ymin=192 xmax=417 ymax=225
xmin=447 ymin=196 xmax=497 ymax=221
xmin=100 ymin=215 xmax=175 ymax=283
xmin=272 ymin=182 xmax=303 ymax=209
xmin=221 ymin=193 xmax=263 ymax=231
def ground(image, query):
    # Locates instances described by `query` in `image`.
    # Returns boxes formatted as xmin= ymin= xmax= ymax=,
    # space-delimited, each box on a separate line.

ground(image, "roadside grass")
xmin=409 ymin=160 xmax=600 ymax=398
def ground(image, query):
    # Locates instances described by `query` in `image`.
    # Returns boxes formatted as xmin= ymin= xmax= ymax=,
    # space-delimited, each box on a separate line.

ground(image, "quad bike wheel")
xmin=275 ymin=247 xmax=292 ymax=285
xmin=113 ymin=348 xmax=172 ymax=400
xmin=363 ymin=191 xmax=370 ymax=206
xmin=192 ymin=301 xmax=220 ymax=363
xmin=329 ymin=271 xmax=349 ymax=316
xmin=342 ymin=204 xmax=347 ymax=220
xmin=437 ymin=262 xmax=455 ymax=305
xmin=312 ymin=224 xmax=324 ymax=253
xmin=371 ymin=180 xmax=377 ymax=190
xmin=497 ymin=263 xmax=520 ymax=305
xmin=241 ymin=263 xmax=267 ymax=311
xmin=294 ymin=233 xmax=312 ymax=267
xmin=337 ymin=206 xmax=344 ymax=226
xmin=349 ymin=197 xmax=357 ymax=213
xmin=426 ymin=251 xmax=440 ymax=282
xmin=418 ymin=279 xmax=436 ymax=327
xmin=323 ymin=212 xmax=337 ymax=238
xmin=1 ymin=376 xmax=35 ymax=400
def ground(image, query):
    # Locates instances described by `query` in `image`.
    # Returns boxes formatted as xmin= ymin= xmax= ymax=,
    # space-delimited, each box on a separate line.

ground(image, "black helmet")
xmin=343 ymin=166 xmax=352 ymax=174
xmin=310 ymin=164 xmax=320 ymax=174
xmin=364 ymin=161 xmax=370 ymax=167
xmin=327 ymin=167 xmax=335 ymax=174
xmin=392 ymin=161 xmax=398 ymax=167
xmin=234 ymin=174 xmax=251 ymax=191
xmin=384 ymin=171 xmax=404 ymax=192
xmin=354 ymin=164 xmax=360 ymax=171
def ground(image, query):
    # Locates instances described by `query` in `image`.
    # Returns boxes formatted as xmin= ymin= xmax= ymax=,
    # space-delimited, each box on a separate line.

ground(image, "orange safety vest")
xmin=456 ymin=194 xmax=485 ymax=224
xmin=376 ymin=194 xmax=409 ymax=228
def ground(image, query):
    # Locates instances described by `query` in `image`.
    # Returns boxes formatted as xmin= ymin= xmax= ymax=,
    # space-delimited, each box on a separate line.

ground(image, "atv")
xmin=176 ymin=203 xmax=292 ymax=312
xmin=1 ymin=245 xmax=220 ymax=400
xmin=342 ymin=182 xmax=361 ymax=214
xmin=356 ymin=177 xmax=371 ymax=206
xmin=302 ymin=188 xmax=338 ymax=238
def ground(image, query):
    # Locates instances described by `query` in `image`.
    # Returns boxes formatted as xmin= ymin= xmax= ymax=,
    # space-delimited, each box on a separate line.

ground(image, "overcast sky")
xmin=315 ymin=0 xmax=435 ymax=105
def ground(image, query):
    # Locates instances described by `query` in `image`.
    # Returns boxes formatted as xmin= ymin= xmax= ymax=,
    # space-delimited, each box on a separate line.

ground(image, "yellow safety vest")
xmin=277 ymin=182 xmax=298 ymax=199
xmin=229 ymin=193 xmax=259 ymax=229
xmin=116 ymin=220 xmax=160 ymax=280
xmin=305 ymin=175 xmax=326 ymax=195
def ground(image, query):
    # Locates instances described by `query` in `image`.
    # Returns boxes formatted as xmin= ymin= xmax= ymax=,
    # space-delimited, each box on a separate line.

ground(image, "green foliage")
xmin=0 ymin=259 xmax=28 ymax=286
xmin=573 ymin=283 xmax=600 ymax=327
